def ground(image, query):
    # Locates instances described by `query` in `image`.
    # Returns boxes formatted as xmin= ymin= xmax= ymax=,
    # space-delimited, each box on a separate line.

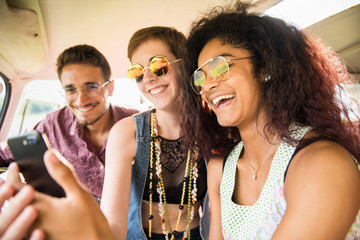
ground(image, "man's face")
xmin=60 ymin=64 xmax=113 ymax=126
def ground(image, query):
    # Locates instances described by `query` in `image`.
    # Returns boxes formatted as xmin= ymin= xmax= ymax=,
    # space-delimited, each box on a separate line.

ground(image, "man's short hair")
xmin=56 ymin=44 xmax=111 ymax=82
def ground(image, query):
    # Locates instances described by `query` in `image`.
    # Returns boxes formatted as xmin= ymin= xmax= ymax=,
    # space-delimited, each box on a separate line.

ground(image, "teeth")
xmin=77 ymin=106 xmax=94 ymax=112
xmin=150 ymin=86 xmax=165 ymax=95
xmin=212 ymin=94 xmax=235 ymax=105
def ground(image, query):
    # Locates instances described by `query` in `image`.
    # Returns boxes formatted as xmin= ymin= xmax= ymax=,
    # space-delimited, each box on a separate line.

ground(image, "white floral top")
xmin=220 ymin=124 xmax=360 ymax=239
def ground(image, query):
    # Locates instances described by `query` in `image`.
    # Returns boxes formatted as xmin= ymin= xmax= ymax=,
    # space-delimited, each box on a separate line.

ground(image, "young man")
xmin=0 ymin=45 xmax=138 ymax=200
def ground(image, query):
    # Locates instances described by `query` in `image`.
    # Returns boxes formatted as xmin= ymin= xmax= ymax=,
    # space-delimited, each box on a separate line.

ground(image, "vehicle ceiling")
xmin=1 ymin=0 xmax=360 ymax=81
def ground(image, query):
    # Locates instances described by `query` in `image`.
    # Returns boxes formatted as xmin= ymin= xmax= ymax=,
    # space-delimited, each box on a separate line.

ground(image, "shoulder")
xmin=208 ymin=156 xmax=225 ymax=170
xmin=288 ymin=139 xmax=358 ymax=176
xmin=34 ymin=106 xmax=73 ymax=129
xmin=110 ymin=109 xmax=153 ymax=140
xmin=39 ymin=106 xmax=70 ymax=121
xmin=208 ymin=157 xmax=225 ymax=186
xmin=285 ymin=139 xmax=360 ymax=202
xmin=111 ymin=105 xmax=139 ymax=119
xmin=109 ymin=116 xmax=136 ymax=139
xmin=278 ymin=138 xmax=360 ymax=238
xmin=106 ymin=117 xmax=136 ymax=162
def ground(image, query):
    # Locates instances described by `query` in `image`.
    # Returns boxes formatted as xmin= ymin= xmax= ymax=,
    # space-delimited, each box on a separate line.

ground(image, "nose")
xmin=141 ymin=68 xmax=156 ymax=84
xmin=72 ymin=89 xmax=89 ymax=105
xmin=202 ymin=75 xmax=220 ymax=93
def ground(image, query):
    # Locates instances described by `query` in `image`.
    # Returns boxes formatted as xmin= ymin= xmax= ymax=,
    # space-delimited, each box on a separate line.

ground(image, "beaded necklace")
xmin=149 ymin=110 xmax=198 ymax=240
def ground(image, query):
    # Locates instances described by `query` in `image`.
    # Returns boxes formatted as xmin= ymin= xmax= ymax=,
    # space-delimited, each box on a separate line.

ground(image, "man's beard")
xmin=79 ymin=109 xmax=107 ymax=126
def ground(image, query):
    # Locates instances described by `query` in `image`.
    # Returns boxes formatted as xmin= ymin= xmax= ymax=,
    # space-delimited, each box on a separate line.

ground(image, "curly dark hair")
xmin=180 ymin=1 xmax=360 ymax=161
xmin=56 ymin=44 xmax=111 ymax=82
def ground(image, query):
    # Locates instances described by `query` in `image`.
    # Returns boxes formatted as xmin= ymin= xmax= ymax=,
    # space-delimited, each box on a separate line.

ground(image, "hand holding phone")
xmin=7 ymin=130 xmax=66 ymax=197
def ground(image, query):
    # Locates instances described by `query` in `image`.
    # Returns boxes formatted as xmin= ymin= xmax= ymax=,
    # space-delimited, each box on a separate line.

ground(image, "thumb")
xmin=43 ymin=150 xmax=89 ymax=200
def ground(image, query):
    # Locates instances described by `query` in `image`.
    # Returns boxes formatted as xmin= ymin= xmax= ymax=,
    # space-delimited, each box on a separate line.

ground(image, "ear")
xmin=108 ymin=79 xmax=114 ymax=97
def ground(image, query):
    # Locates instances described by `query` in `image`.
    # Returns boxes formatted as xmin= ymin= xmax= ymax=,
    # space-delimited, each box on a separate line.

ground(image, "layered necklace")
xmin=148 ymin=110 xmax=198 ymax=240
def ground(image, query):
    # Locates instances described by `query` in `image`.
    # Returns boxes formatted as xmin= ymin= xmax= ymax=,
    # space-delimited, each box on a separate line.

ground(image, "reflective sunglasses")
xmin=60 ymin=80 xmax=110 ymax=101
xmin=190 ymin=56 xmax=251 ymax=95
xmin=127 ymin=56 xmax=182 ymax=83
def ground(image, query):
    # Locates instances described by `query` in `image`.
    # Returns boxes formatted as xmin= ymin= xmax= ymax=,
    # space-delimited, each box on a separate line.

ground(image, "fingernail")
xmin=8 ymin=162 xmax=17 ymax=170
xmin=22 ymin=206 xmax=37 ymax=221
xmin=44 ymin=150 xmax=55 ymax=164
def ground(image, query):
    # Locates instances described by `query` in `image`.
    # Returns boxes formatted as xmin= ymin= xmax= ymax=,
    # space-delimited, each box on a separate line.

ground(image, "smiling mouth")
xmin=76 ymin=105 xmax=96 ymax=112
xmin=150 ymin=86 xmax=166 ymax=95
xmin=212 ymin=94 xmax=235 ymax=107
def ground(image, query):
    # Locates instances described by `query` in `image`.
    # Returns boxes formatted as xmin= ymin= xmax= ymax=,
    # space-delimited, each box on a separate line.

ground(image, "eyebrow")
xmin=139 ymin=55 xmax=159 ymax=65
xmin=198 ymin=53 xmax=235 ymax=67
xmin=130 ymin=56 xmax=158 ymax=67
xmin=63 ymin=82 xmax=99 ymax=88
xmin=221 ymin=53 xmax=235 ymax=58
xmin=149 ymin=56 xmax=158 ymax=62
xmin=197 ymin=53 xmax=234 ymax=72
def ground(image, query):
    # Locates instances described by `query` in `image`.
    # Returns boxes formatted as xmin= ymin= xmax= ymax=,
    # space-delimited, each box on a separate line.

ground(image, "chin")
xmin=78 ymin=119 xmax=90 ymax=126
xmin=216 ymin=116 xmax=235 ymax=128
xmin=216 ymin=119 xmax=230 ymax=127
xmin=75 ymin=115 xmax=92 ymax=125
xmin=154 ymin=103 xmax=169 ymax=111
xmin=79 ymin=112 xmax=105 ymax=126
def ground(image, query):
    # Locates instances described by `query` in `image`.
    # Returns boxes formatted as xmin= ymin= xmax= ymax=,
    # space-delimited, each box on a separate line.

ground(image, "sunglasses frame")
xmin=127 ymin=56 xmax=182 ymax=83
xmin=191 ymin=56 xmax=251 ymax=95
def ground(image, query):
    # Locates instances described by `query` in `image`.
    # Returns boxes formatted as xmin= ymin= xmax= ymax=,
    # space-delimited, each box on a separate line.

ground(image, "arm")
xmin=207 ymin=157 xmax=225 ymax=240
xmin=273 ymin=140 xmax=360 ymax=239
xmin=100 ymin=117 xmax=136 ymax=240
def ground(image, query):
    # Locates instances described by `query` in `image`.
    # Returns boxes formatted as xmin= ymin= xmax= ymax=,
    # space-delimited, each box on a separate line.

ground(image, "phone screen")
xmin=7 ymin=130 xmax=66 ymax=197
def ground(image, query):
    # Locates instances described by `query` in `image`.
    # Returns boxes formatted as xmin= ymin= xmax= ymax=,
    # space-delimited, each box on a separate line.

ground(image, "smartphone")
xmin=7 ymin=130 xmax=66 ymax=197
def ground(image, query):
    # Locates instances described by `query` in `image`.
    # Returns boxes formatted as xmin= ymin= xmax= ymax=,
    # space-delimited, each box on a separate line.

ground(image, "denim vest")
xmin=127 ymin=110 xmax=210 ymax=240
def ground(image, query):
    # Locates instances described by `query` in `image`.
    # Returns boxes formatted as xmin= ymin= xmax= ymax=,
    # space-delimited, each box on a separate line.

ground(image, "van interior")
xmin=0 ymin=0 xmax=359 ymax=150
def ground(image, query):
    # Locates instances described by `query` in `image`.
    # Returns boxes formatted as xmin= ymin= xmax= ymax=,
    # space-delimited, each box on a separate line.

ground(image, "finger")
xmin=1 ymin=206 xmax=38 ymax=240
xmin=0 ymin=182 xmax=15 ymax=211
xmin=49 ymin=148 xmax=86 ymax=189
xmin=43 ymin=150 xmax=88 ymax=200
xmin=6 ymin=163 xmax=24 ymax=190
xmin=29 ymin=229 xmax=46 ymax=240
xmin=0 ymin=185 xmax=35 ymax=236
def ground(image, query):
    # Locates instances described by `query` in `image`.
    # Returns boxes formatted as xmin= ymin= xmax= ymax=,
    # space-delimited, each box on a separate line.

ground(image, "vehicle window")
xmin=111 ymin=78 xmax=153 ymax=111
xmin=8 ymin=80 xmax=65 ymax=137
xmin=0 ymin=76 xmax=6 ymax=117
xmin=0 ymin=73 xmax=10 ymax=129
xmin=7 ymin=79 xmax=150 ymax=137
xmin=343 ymin=83 xmax=360 ymax=120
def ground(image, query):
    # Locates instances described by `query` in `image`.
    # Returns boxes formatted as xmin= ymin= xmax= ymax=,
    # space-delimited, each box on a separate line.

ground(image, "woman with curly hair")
xmin=180 ymin=1 xmax=360 ymax=239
